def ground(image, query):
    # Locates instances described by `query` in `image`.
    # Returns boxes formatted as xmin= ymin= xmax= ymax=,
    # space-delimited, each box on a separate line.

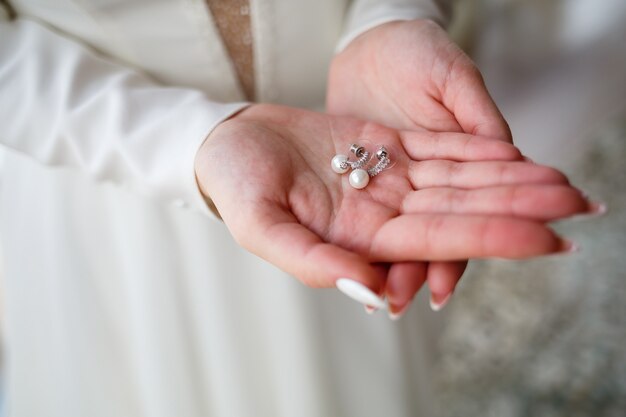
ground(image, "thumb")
xmin=231 ymin=204 xmax=386 ymax=308
xmin=441 ymin=59 xmax=513 ymax=143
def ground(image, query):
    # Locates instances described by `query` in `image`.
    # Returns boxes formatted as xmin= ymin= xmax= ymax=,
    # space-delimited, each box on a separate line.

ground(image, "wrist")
xmin=193 ymin=103 xmax=253 ymax=215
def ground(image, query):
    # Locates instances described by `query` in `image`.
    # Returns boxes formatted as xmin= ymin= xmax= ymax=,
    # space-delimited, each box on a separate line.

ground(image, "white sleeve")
xmin=0 ymin=14 xmax=248 ymax=218
xmin=336 ymin=0 xmax=453 ymax=52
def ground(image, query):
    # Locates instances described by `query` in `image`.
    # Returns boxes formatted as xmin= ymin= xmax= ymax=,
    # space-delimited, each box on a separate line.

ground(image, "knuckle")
xmin=449 ymin=189 xmax=468 ymax=212
xmin=447 ymin=161 xmax=462 ymax=186
xmin=452 ymin=55 xmax=482 ymax=82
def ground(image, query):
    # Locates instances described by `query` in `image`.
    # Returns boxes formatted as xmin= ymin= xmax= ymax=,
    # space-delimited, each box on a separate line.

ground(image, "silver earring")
xmin=331 ymin=143 xmax=371 ymax=174
xmin=367 ymin=146 xmax=391 ymax=177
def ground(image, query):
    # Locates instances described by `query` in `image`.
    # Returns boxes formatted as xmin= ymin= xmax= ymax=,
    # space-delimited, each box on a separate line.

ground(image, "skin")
xmin=194 ymin=104 xmax=591 ymax=314
xmin=326 ymin=19 xmax=517 ymax=314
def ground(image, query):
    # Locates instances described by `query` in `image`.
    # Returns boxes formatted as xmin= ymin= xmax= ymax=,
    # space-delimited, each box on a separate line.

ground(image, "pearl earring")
xmin=348 ymin=167 xmax=370 ymax=189
xmin=347 ymin=144 xmax=372 ymax=189
xmin=330 ymin=143 xmax=371 ymax=174
xmin=331 ymin=144 xmax=392 ymax=189
xmin=349 ymin=145 xmax=391 ymax=189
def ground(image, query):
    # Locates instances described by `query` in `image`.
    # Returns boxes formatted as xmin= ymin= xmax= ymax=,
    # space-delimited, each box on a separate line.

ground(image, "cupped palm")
xmin=195 ymin=104 xmax=587 ymax=307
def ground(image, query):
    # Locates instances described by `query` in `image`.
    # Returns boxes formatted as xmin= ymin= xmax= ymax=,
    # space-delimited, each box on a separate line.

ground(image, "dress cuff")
xmin=165 ymin=99 xmax=249 ymax=220
xmin=336 ymin=2 xmax=451 ymax=53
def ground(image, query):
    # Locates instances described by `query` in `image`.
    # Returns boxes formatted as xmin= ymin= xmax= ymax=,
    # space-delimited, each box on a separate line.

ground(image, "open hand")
xmin=195 ymin=104 xmax=591 ymax=315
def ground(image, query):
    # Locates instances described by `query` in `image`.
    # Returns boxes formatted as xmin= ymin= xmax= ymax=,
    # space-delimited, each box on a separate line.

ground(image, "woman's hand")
xmin=327 ymin=19 xmax=510 ymax=140
xmin=327 ymin=19 xmax=514 ymax=312
xmin=194 ymin=104 xmax=593 ymax=314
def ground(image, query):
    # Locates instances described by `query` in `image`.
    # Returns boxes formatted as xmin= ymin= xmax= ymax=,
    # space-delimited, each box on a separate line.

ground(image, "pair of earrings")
xmin=331 ymin=143 xmax=391 ymax=189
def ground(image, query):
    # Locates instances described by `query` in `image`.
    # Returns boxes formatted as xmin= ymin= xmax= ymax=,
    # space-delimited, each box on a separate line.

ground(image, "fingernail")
xmin=587 ymin=201 xmax=607 ymax=216
xmin=388 ymin=304 xmax=409 ymax=321
xmin=336 ymin=278 xmax=386 ymax=309
xmin=558 ymin=239 xmax=580 ymax=254
xmin=364 ymin=305 xmax=378 ymax=315
xmin=430 ymin=293 xmax=452 ymax=312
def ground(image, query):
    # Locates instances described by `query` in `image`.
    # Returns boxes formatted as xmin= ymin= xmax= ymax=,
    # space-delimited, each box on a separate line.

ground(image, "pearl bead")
xmin=331 ymin=154 xmax=349 ymax=174
xmin=349 ymin=168 xmax=370 ymax=189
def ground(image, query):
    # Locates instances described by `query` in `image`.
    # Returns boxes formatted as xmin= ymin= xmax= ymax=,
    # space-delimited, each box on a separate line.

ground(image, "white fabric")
xmin=0 ymin=1 xmax=450 ymax=416
xmin=0 ymin=19 xmax=247 ymax=217
xmin=336 ymin=0 xmax=451 ymax=51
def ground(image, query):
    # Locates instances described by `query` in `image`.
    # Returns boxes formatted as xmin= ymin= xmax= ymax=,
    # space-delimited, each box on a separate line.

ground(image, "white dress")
xmin=0 ymin=1 xmax=450 ymax=416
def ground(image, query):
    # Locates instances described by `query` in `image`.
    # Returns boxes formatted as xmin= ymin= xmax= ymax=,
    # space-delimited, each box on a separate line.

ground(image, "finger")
xmin=369 ymin=214 xmax=573 ymax=262
xmin=409 ymin=160 xmax=569 ymax=190
xmin=399 ymin=130 xmax=522 ymax=162
xmin=440 ymin=61 xmax=513 ymax=142
xmin=427 ymin=261 xmax=467 ymax=311
xmin=402 ymin=185 xmax=590 ymax=220
xmin=235 ymin=206 xmax=385 ymax=307
xmin=385 ymin=262 xmax=428 ymax=320
xmin=364 ymin=263 xmax=391 ymax=313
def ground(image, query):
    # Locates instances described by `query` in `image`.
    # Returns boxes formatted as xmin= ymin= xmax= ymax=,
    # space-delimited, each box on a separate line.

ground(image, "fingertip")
xmin=517 ymin=185 xmax=592 ymax=220
xmin=502 ymin=221 xmax=579 ymax=259
xmin=430 ymin=292 xmax=452 ymax=312
xmin=556 ymin=239 xmax=580 ymax=254
xmin=426 ymin=261 xmax=461 ymax=310
xmin=389 ymin=304 xmax=409 ymax=321
xmin=481 ymin=217 xmax=560 ymax=259
xmin=385 ymin=262 xmax=427 ymax=317
xmin=586 ymin=201 xmax=608 ymax=217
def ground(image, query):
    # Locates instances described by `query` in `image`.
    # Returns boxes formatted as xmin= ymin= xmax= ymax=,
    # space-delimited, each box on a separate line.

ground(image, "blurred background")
xmin=0 ymin=0 xmax=624 ymax=416
xmin=434 ymin=0 xmax=626 ymax=416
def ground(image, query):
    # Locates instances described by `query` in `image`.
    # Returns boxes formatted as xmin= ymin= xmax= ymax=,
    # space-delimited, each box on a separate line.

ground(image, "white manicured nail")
xmin=388 ymin=305 xmax=408 ymax=321
xmin=364 ymin=305 xmax=378 ymax=315
xmin=430 ymin=293 xmax=452 ymax=312
xmin=336 ymin=278 xmax=385 ymax=309
xmin=587 ymin=202 xmax=607 ymax=216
